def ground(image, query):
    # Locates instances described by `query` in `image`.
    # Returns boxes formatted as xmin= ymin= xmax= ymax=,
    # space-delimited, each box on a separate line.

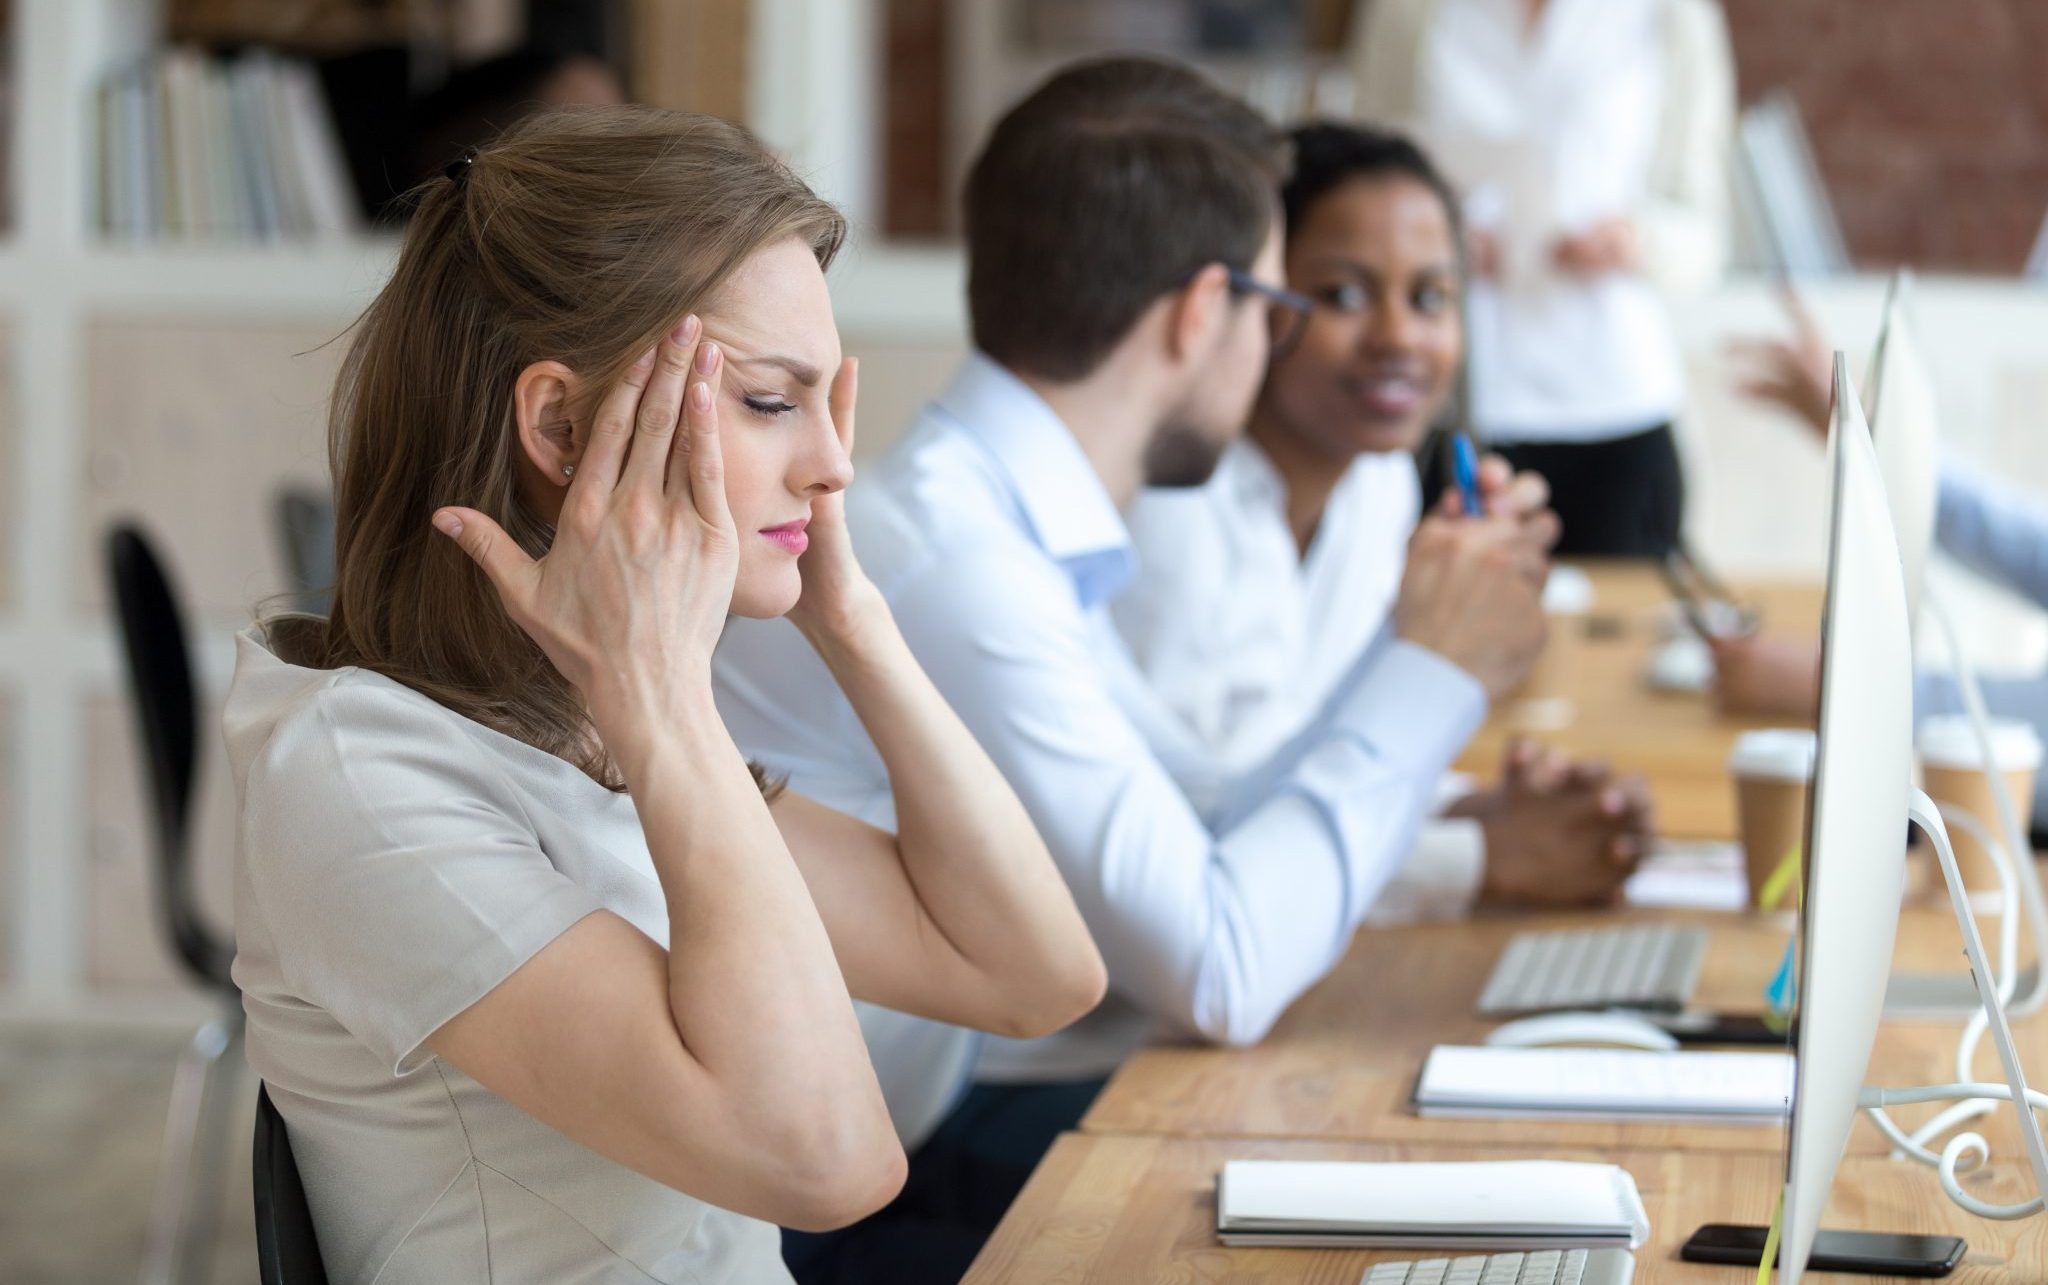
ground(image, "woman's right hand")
xmin=1726 ymin=286 xmax=1832 ymax=438
xmin=433 ymin=315 xmax=735 ymax=727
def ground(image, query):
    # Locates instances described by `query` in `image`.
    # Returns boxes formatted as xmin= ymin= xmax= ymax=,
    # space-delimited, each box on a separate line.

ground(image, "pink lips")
xmin=759 ymin=519 xmax=809 ymax=555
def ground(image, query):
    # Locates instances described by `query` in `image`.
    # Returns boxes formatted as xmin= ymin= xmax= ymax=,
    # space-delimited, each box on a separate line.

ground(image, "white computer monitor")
xmin=1863 ymin=270 xmax=1939 ymax=635
xmin=1872 ymin=271 xmax=2048 ymax=1020
xmin=1780 ymin=354 xmax=1917 ymax=1284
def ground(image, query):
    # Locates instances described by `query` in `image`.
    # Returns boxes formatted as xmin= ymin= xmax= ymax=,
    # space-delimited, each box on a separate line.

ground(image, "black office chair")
xmin=272 ymin=488 xmax=335 ymax=615
xmin=253 ymin=1085 xmax=329 ymax=1285
xmin=105 ymin=525 xmax=244 ymax=1285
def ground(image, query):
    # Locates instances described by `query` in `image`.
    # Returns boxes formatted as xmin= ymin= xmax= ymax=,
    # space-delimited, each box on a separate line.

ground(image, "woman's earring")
xmin=562 ymin=464 xmax=576 ymax=479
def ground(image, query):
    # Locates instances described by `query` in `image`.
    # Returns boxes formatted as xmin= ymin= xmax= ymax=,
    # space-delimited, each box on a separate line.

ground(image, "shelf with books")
xmin=94 ymin=45 xmax=365 ymax=248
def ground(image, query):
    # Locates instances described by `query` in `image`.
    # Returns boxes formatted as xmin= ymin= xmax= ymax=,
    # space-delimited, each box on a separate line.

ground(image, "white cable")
xmin=1901 ymin=1010 xmax=1996 ymax=1151
xmin=1856 ymin=791 xmax=2048 ymax=1222
xmin=1863 ymin=1082 xmax=2048 ymax=1218
xmin=1876 ymin=593 xmax=2047 ymax=1168
xmin=1925 ymin=588 xmax=2048 ymax=1015
xmin=1891 ymin=805 xmax=2022 ymax=1155
xmin=1936 ymin=803 xmax=2023 ymax=988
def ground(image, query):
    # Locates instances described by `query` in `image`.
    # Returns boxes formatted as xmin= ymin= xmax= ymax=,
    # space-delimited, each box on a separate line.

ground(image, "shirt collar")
xmin=1224 ymin=436 xmax=1287 ymax=506
xmin=933 ymin=352 xmax=1135 ymax=607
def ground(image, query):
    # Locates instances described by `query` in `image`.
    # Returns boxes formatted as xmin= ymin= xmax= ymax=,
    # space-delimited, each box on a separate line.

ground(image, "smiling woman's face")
xmin=697 ymin=237 xmax=852 ymax=618
xmin=1258 ymin=174 xmax=1463 ymax=462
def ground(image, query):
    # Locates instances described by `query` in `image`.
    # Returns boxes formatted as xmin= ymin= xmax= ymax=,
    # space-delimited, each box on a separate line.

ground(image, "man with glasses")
xmin=713 ymin=58 xmax=1551 ymax=1285
xmin=1119 ymin=121 xmax=1655 ymax=929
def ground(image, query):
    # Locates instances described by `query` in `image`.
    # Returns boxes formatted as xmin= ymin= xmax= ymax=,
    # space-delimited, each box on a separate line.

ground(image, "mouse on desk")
xmin=1484 ymin=1011 xmax=1680 ymax=1052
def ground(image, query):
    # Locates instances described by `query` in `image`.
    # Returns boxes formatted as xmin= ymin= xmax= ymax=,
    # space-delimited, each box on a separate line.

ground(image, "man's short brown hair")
xmin=964 ymin=57 xmax=1287 ymax=382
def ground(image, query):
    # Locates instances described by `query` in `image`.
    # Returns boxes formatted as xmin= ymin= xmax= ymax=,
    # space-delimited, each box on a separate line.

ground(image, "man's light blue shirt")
xmin=713 ymin=353 xmax=1486 ymax=1137
xmin=1917 ymin=459 xmax=2048 ymax=820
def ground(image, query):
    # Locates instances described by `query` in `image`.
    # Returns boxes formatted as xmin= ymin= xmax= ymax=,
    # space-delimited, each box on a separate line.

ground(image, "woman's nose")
xmin=1361 ymin=303 xmax=1423 ymax=355
xmin=803 ymin=422 xmax=855 ymax=495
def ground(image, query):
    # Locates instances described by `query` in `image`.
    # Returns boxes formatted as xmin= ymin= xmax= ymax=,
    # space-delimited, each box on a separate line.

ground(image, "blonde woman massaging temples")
xmin=223 ymin=106 xmax=1104 ymax=1285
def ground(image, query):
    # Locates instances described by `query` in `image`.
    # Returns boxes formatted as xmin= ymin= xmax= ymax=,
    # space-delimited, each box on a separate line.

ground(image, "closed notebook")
xmin=1414 ymin=1045 xmax=1794 ymax=1124
xmin=1215 ymin=1159 xmax=1650 ymax=1250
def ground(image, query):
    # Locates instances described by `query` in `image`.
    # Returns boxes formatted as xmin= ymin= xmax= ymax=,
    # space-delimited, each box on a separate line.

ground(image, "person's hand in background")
xmin=1726 ymin=286 xmax=1832 ymax=437
xmin=1552 ymin=217 xmax=1639 ymax=278
xmin=1709 ymin=630 xmax=1821 ymax=718
xmin=1468 ymin=227 xmax=1502 ymax=280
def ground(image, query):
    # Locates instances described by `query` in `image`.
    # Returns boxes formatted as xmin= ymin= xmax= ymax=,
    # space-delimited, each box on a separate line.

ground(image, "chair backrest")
xmin=253 ymin=1084 xmax=329 ymax=1285
xmin=272 ymin=488 xmax=335 ymax=614
xmin=103 ymin=525 xmax=234 ymax=992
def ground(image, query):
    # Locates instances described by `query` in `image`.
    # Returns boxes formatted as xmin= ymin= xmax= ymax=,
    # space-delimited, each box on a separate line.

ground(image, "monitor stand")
xmin=1700 ymin=789 xmax=2048 ymax=1271
xmin=1887 ymin=596 xmax=2048 ymax=1019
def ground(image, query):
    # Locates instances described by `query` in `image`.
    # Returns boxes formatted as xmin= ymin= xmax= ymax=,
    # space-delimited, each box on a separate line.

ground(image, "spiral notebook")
xmin=1215 ymin=1159 xmax=1651 ymax=1250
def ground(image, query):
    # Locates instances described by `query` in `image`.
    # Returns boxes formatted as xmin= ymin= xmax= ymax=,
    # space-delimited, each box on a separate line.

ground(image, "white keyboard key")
xmin=1359 ymin=1249 xmax=1632 ymax=1285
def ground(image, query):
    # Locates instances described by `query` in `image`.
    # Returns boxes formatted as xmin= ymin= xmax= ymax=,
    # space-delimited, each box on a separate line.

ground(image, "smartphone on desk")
xmin=1651 ymin=1011 xmax=1793 ymax=1047
xmin=1682 ymin=1223 xmax=1964 ymax=1277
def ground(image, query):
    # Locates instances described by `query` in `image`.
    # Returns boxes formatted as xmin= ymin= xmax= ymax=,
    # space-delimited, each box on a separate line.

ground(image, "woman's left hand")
xmin=787 ymin=357 xmax=886 ymax=642
xmin=1552 ymin=216 xmax=1639 ymax=277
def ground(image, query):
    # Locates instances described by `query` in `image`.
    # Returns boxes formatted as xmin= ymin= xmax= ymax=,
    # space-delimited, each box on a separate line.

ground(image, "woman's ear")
xmin=513 ymin=360 xmax=584 ymax=487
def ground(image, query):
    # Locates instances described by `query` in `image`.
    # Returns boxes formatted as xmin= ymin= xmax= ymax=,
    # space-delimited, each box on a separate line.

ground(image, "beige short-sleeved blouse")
xmin=226 ymin=629 xmax=792 ymax=1284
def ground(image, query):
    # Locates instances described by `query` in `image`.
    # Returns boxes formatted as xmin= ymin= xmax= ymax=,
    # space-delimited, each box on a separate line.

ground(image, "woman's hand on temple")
xmin=432 ymin=315 xmax=737 ymax=726
xmin=787 ymin=357 xmax=887 ymax=643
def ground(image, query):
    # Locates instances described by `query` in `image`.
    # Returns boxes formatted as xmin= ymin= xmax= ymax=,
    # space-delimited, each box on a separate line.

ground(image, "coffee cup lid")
xmin=1728 ymin=728 xmax=1817 ymax=781
xmin=1917 ymin=715 xmax=2044 ymax=771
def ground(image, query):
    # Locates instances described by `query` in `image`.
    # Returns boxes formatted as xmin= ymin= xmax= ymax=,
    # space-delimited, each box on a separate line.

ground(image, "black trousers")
xmin=1423 ymin=422 xmax=1685 ymax=560
xmin=780 ymin=1077 xmax=1106 ymax=1285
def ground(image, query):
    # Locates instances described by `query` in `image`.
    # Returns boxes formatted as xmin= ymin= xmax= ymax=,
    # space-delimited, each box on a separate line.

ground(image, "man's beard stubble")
xmin=1141 ymin=418 xmax=1230 ymax=489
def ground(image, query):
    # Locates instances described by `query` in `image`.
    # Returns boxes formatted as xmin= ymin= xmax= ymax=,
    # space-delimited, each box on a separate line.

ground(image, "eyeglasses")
xmin=1224 ymin=268 xmax=1317 ymax=356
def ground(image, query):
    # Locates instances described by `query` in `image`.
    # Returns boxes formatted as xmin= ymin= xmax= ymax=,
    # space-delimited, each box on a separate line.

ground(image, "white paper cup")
xmin=1729 ymin=729 xmax=1816 ymax=909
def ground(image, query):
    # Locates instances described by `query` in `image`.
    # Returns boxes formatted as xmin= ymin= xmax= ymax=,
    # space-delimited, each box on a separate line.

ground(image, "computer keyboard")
xmin=1361 ymin=1248 xmax=1634 ymax=1285
xmin=1477 ymin=924 xmax=1707 ymax=1016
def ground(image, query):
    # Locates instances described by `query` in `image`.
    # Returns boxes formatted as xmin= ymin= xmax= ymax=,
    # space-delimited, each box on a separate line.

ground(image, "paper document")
xmin=1414 ymin=1045 xmax=1793 ymax=1125
xmin=1624 ymin=842 xmax=1747 ymax=911
xmin=1216 ymin=1159 xmax=1650 ymax=1250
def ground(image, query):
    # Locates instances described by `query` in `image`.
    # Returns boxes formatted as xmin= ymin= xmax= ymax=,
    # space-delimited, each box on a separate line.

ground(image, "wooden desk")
xmin=1083 ymin=907 xmax=2013 ymax=1157
xmin=971 ymin=564 xmax=2032 ymax=1281
xmin=965 ymin=1133 xmax=2048 ymax=1284
xmin=1455 ymin=563 xmax=1824 ymax=840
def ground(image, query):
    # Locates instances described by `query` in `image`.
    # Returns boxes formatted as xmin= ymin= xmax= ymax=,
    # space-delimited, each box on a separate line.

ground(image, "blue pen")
xmin=1451 ymin=432 xmax=1483 ymax=516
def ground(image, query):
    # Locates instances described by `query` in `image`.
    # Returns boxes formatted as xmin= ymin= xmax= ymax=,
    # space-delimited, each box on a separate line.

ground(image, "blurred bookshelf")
xmin=0 ymin=0 xmax=949 ymax=1022
xmin=895 ymin=0 xmax=1355 ymax=240
xmin=0 ymin=0 xmax=415 ymax=1020
xmin=96 ymin=48 xmax=363 ymax=245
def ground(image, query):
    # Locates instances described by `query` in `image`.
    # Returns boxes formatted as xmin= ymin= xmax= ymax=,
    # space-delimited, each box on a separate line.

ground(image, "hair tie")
xmin=444 ymin=148 xmax=478 ymax=188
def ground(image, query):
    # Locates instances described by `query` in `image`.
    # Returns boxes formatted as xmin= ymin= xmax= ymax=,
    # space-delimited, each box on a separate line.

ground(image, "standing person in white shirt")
xmin=1349 ymin=0 xmax=1735 ymax=557
xmin=228 ymin=108 xmax=1104 ymax=1285
xmin=714 ymin=57 xmax=1565 ymax=1283
xmin=1118 ymin=121 xmax=1656 ymax=921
